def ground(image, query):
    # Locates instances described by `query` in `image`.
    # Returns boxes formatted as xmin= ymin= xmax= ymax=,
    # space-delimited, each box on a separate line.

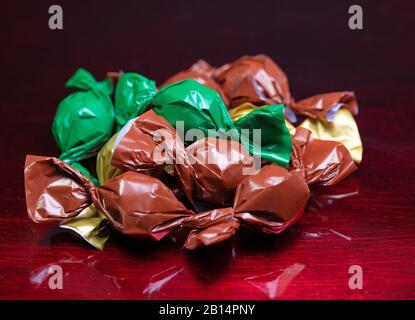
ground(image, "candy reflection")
xmin=142 ymin=265 xmax=184 ymax=297
xmin=244 ymin=263 xmax=305 ymax=299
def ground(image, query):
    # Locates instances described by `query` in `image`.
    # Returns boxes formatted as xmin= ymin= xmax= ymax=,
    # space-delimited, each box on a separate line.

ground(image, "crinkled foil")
xmin=299 ymin=108 xmax=363 ymax=163
xmin=96 ymin=133 xmax=123 ymax=184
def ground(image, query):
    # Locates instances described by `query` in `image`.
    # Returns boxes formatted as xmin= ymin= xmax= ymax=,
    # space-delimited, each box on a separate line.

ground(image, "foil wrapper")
xmin=229 ymin=103 xmax=296 ymax=136
xmin=144 ymin=79 xmax=292 ymax=167
xmin=114 ymin=72 xmax=157 ymax=130
xmin=290 ymin=91 xmax=358 ymax=121
xmin=290 ymin=127 xmax=357 ymax=185
xmin=149 ymin=79 xmax=237 ymax=143
xmin=25 ymin=56 xmax=363 ymax=251
xmin=60 ymin=204 xmax=110 ymax=250
xmin=299 ymin=108 xmax=363 ymax=163
xmin=52 ymin=68 xmax=114 ymax=163
xmin=161 ymin=60 xmax=229 ymax=105
xmin=96 ymin=133 xmax=123 ymax=184
xmin=233 ymin=104 xmax=292 ymax=167
xmin=24 ymin=155 xmax=310 ymax=250
xmin=111 ymin=110 xmax=255 ymax=207
xmin=214 ymin=54 xmax=293 ymax=108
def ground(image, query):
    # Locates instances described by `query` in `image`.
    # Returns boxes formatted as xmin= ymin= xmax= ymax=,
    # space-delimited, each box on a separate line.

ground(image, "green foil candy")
xmin=114 ymin=72 xmax=157 ymax=130
xmin=233 ymin=104 xmax=292 ymax=167
xmin=52 ymin=68 xmax=114 ymax=184
xmin=144 ymin=79 xmax=292 ymax=167
xmin=52 ymin=68 xmax=114 ymax=163
xmin=148 ymin=79 xmax=237 ymax=143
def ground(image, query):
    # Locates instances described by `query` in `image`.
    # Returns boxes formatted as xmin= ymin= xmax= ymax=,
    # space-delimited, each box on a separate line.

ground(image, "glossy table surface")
xmin=1 ymin=0 xmax=414 ymax=299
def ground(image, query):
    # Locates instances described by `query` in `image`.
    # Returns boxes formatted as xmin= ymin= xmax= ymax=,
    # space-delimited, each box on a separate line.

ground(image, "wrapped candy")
xmin=142 ymin=79 xmax=292 ymax=167
xmin=24 ymin=156 xmax=309 ymax=249
xmin=51 ymin=68 xmax=114 ymax=185
xmin=25 ymin=155 xmax=192 ymax=241
xmin=25 ymin=55 xmax=363 ymax=252
xmin=289 ymin=91 xmax=358 ymax=121
xmin=52 ymin=68 xmax=114 ymax=162
xmin=148 ymin=79 xmax=237 ymax=142
xmin=233 ymin=165 xmax=309 ymax=234
xmin=290 ymin=127 xmax=357 ymax=185
xmin=161 ymin=60 xmax=229 ymax=105
xmin=184 ymin=165 xmax=310 ymax=248
xmin=185 ymin=137 xmax=256 ymax=206
xmin=229 ymin=102 xmax=296 ymax=135
xmin=111 ymin=110 xmax=256 ymax=207
xmin=214 ymin=54 xmax=293 ymax=108
xmin=299 ymin=108 xmax=363 ymax=163
xmin=114 ymin=72 xmax=157 ymax=130
xmin=233 ymin=104 xmax=292 ymax=167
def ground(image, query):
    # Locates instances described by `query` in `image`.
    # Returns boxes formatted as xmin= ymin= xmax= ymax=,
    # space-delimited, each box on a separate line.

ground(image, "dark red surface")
xmin=1 ymin=0 xmax=415 ymax=299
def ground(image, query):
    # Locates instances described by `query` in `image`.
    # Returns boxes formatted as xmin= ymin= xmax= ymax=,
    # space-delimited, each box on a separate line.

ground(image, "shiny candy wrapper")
xmin=299 ymin=108 xmax=363 ymax=163
xmin=96 ymin=133 xmax=123 ymax=184
xmin=229 ymin=102 xmax=296 ymax=136
xmin=52 ymin=68 xmax=114 ymax=163
xmin=25 ymin=120 xmax=354 ymax=250
xmin=111 ymin=110 xmax=255 ymax=207
xmin=161 ymin=60 xmax=229 ymax=105
xmin=290 ymin=91 xmax=358 ymax=121
xmin=148 ymin=79 xmax=237 ymax=142
xmin=194 ymin=55 xmax=362 ymax=149
xmin=214 ymin=54 xmax=293 ymax=108
xmin=114 ymin=72 xmax=157 ymax=130
xmin=228 ymin=102 xmax=258 ymax=122
xmin=25 ymin=55 xmax=363 ymax=251
xmin=290 ymin=127 xmax=357 ymax=185
xmin=60 ymin=204 xmax=110 ymax=250
xmin=24 ymin=155 xmax=310 ymax=249
xmin=143 ymin=79 xmax=292 ymax=167
xmin=233 ymin=104 xmax=292 ymax=167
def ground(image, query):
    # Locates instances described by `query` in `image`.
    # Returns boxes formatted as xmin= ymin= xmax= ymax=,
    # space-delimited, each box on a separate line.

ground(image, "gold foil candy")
xmin=299 ymin=108 xmax=363 ymax=163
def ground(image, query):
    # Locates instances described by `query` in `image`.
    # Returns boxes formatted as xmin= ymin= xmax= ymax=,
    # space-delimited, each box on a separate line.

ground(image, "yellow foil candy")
xmin=96 ymin=133 xmax=123 ymax=184
xmin=299 ymin=108 xmax=363 ymax=163
xmin=60 ymin=204 xmax=111 ymax=250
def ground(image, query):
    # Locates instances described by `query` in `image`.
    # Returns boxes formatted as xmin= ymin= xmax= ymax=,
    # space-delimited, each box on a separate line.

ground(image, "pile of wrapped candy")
xmin=24 ymin=55 xmax=363 ymax=250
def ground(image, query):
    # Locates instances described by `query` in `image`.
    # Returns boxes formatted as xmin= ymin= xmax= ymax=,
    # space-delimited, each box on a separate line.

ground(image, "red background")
xmin=1 ymin=0 xmax=414 ymax=299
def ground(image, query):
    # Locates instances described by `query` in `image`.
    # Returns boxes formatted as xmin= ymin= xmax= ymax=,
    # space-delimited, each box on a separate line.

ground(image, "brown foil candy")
xmin=25 ymin=155 xmax=194 ymax=241
xmin=161 ymin=60 xmax=229 ymax=105
xmin=111 ymin=109 xmax=196 ymax=206
xmin=95 ymin=171 xmax=193 ymax=240
xmin=183 ymin=208 xmax=239 ymax=249
xmin=182 ymin=165 xmax=310 ymax=248
xmin=185 ymin=137 xmax=256 ymax=206
xmin=25 ymin=155 xmax=310 ymax=249
xmin=290 ymin=127 xmax=357 ymax=186
xmin=112 ymin=110 xmax=256 ymax=207
xmin=111 ymin=109 xmax=182 ymax=171
xmin=233 ymin=164 xmax=310 ymax=234
xmin=214 ymin=54 xmax=293 ymax=108
xmin=289 ymin=91 xmax=358 ymax=121
xmin=25 ymin=155 xmax=95 ymax=223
